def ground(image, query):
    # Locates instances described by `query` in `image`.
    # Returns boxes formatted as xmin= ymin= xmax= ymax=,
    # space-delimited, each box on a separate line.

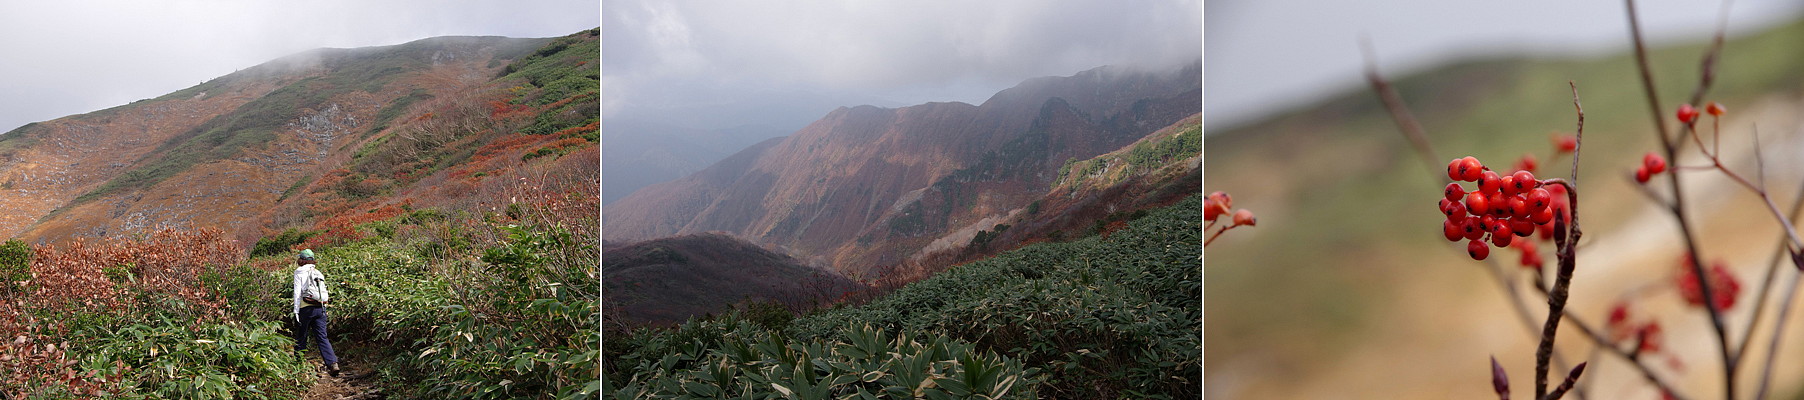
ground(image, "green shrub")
xmin=608 ymin=322 xmax=1037 ymax=399
xmin=67 ymin=314 xmax=310 ymax=399
xmin=250 ymin=229 xmax=318 ymax=259
xmin=0 ymin=239 xmax=29 ymax=292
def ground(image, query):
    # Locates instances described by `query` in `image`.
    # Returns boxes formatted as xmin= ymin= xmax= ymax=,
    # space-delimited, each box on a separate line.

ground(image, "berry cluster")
xmin=1205 ymin=191 xmax=1255 ymax=227
xmin=1632 ymin=152 xmax=1667 ymax=184
xmin=1605 ymin=302 xmax=1665 ymax=354
xmin=1439 ymin=156 xmax=1568 ymax=261
xmin=1676 ymin=253 xmax=1742 ymax=311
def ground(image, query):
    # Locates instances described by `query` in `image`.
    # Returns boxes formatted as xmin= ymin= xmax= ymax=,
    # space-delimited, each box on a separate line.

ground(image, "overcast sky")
xmin=602 ymin=0 xmax=1205 ymax=133
xmin=1207 ymin=0 xmax=1804 ymax=132
xmin=0 ymin=0 xmax=598 ymax=134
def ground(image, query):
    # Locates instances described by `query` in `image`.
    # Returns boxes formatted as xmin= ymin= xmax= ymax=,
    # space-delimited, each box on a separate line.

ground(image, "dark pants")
xmin=295 ymin=306 xmax=339 ymax=366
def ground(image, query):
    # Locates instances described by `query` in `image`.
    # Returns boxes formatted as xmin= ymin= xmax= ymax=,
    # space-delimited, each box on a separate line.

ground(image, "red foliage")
xmin=488 ymin=100 xmax=532 ymax=120
xmin=1 ymin=229 xmax=241 ymax=393
xmin=299 ymin=204 xmax=409 ymax=250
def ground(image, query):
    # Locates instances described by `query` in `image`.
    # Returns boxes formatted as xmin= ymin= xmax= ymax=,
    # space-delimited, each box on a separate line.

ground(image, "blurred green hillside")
xmin=1205 ymin=16 xmax=1804 ymax=397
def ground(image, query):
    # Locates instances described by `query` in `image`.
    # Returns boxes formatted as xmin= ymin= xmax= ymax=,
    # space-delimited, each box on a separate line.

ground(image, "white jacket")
xmin=291 ymin=263 xmax=330 ymax=320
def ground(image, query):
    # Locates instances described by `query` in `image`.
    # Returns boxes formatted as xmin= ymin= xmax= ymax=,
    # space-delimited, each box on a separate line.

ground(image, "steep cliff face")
xmin=604 ymin=61 xmax=1200 ymax=275
xmin=0 ymin=30 xmax=600 ymax=244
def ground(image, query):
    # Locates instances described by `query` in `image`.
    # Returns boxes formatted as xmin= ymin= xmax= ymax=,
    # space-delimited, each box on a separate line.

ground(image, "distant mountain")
xmin=601 ymin=120 xmax=789 ymax=205
xmin=0 ymin=29 xmax=599 ymax=244
xmin=602 ymin=233 xmax=864 ymax=325
xmin=604 ymin=61 xmax=1200 ymax=276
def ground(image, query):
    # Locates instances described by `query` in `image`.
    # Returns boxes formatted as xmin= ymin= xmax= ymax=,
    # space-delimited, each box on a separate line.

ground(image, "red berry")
xmin=1608 ymin=303 xmax=1629 ymax=326
xmin=1468 ymin=239 xmax=1490 ymax=260
xmin=1514 ymin=238 xmax=1537 ymax=254
xmin=1522 ymin=252 xmax=1544 ymax=271
xmin=1553 ymin=135 xmax=1578 ymax=154
xmin=1677 ymin=104 xmax=1699 ymax=124
xmin=1510 ymin=171 xmax=1535 ymax=193
xmin=1706 ymin=102 xmax=1726 ymax=117
xmin=1465 ymin=191 xmax=1491 ymax=216
xmin=1511 ymin=220 xmax=1535 ymax=237
xmin=1635 ymin=166 xmax=1650 ymax=183
xmin=1232 ymin=209 xmax=1257 ymax=226
xmin=1491 ymin=225 xmax=1513 ymax=247
xmin=1447 ymin=158 xmax=1465 ymax=181
xmin=1499 ymin=176 xmax=1519 ymax=197
xmin=1538 ymin=222 xmax=1554 ymax=240
xmin=1444 ymin=182 xmax=1465 ymax=202
xmin=1478 ymin=171 xmax=1501 ymax=194
xmin=1209 ymin=191 xmax=1233 ymax=209
xmin=1530 ymin=206 xmax=1554 ymax=225
xmin=1460 ymin=157 xmax=1484 ymax=182
xmin=1465 ymin=216 xmax=1487 ymax=240
xmin=1526 ymin=188 xmax=1551 ymax=212
xmin=1639 ymin=323 xmax=1663 ymax=353
xmin=1444 ymin=219 xmax=1463 ymax=242
xmin=1643 ymin=152 xmax=1666 ymax=174
xmin=1508 ymin=195 xmax=1529 ymax=219
xmin=1515 ymin=154 xmax=1538 ymax=174
xmin=1489 ymin=192 xmax=1509 ymax=217
xmin=1446 ymin=199 xmax=1468 ymax=219
xmin=1205 ymin=198 xmax=1222 ymax=221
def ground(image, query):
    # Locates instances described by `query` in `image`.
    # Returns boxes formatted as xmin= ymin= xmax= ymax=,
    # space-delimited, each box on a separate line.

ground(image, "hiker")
xmin=292 ymin=249 xmax=341 ymax=377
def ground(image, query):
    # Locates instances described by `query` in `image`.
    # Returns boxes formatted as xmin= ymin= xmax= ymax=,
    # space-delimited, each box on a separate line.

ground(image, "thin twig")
xmin=1625 ymin=1 xmax=1735 ymax=397
xmin=1535 ymin=86 xmax=1585 ymax=399
xmin=1535 ymin=179 xmax=1581 ymax=399
xmin=1544 ymin=362 xmax=1588 ymax=400
xmin=1757 ymin=255 xmax=1803 ymax=400
xmin=1528 ymin=279 xmax=1687 ymax=399
xmin=1204 ymin=224 xmax=1239 ymax=246
xmin=1361 ymin=37 xmax=1442 ymax=178
xmin=1742 ymin=175 xmax=1804 ymax=400
xmin=1680 ymin=123 xmax=1804 ymax=250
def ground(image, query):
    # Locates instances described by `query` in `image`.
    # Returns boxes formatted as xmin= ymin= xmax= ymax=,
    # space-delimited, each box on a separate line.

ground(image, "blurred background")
xmin=1204 ymin=0 xmax=1804 ymax=398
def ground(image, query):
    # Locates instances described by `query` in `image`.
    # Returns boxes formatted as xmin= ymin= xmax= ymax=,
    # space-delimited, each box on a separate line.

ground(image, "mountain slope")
xmin=602 ymin=233 xmax=864 ymax=325
xmin=0 ymin=29 xmax=599 ymax=245
xmin=605 ymin=62 xmax=1199 ymax=275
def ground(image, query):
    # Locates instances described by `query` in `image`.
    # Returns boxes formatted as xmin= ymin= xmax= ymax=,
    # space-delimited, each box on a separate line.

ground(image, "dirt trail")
xmin=300 ymin=363 xmax=384 ymax=400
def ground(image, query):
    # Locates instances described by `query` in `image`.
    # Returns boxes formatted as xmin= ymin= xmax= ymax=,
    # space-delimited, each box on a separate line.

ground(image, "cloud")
xmin=602 ymin=0 xmax=1202 ymax=130
xmin=0 ymin=0 xmax=598 ymax=133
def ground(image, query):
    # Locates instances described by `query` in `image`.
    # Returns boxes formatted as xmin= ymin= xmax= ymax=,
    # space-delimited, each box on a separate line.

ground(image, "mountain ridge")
xmin=0 ymin=29 xmax=598 ymax=245
xmin=605 ymin=60 xmax=1199 ymax=275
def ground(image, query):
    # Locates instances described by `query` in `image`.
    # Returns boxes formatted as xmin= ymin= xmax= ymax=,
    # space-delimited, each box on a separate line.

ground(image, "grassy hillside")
xmin=1204 ymin=16 xmax=1804 ymax=397
xmin=604 ymin=194 xmax=1201 ymax=398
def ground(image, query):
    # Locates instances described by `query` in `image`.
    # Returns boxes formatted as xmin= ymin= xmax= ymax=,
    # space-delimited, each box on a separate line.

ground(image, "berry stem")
xmin=1204 ymin=224 xmax=1238 ymax=247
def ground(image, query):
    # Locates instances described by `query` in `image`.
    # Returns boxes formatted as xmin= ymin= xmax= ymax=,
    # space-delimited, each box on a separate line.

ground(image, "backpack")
xmin=301 ymin=275 xmax=324 ymax=305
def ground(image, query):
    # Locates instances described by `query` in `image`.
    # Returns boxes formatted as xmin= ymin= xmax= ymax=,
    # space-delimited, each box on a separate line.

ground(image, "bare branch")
xmin=1361 ymin=37 xmax=1442 ymax=178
